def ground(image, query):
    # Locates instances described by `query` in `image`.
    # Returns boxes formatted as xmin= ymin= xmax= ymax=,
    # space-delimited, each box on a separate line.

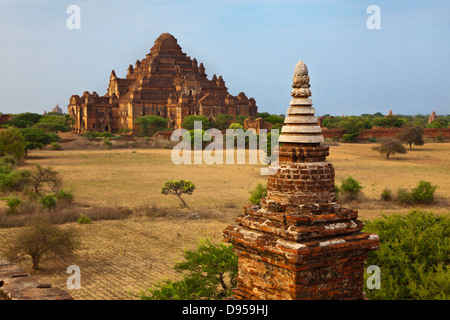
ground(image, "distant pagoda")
xmin=68 ymin=33 xmax=258 ymax=134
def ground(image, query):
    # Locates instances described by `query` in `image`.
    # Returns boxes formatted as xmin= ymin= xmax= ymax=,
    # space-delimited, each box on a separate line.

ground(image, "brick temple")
xmin=68 ymin=33 xmax=258 ymax=134
xmin=223 ymin=60 xmax=380 ymax=300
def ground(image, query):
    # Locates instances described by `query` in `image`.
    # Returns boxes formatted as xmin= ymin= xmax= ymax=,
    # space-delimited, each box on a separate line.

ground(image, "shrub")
xmin=334 ymin=184 xmax=341 ymax=199
xmin=397 ymin=181 xmax=438 ymax=204
xmin=5 ymin=219 xmax=81 ymax=270
xmin=368 ymin=137 xmax=377 ymax=142
xmin=0 ymin=163 xmax=30 ymax=192
xmin=381 ymin=188 xmax=392 ymax=201
xmin=55 ymin=189 xmax=74 ymax=203
xmin=410 ymin=181 xmax=438 ymax=204
xmin=103 ymin=138 xmax=112 ymax=150
xmin=435 ymin=132 xmax=444 ymax=142
xmin=396 ymin=187 xmax=412 ymax=204
xmin=363 ymin=210 xmax=450 ymax=300
xmin=82 ymin=131 xmax=102 ymax=139
xmin=99 ymin=132 xmax=114 ymax=138
xmin=51 ymin=142 xmax=62 ymax=150
xmin=5 ymin=196 xmax=21 ymax=214
xmin=249 ymin=183 xmax=267 ymax=205
xmin=0 ymin=126 xmax=25 ymax=159
xmin=77 ymin=214 xmax=91 ymax=224
xmin=340 ymin=176 xmax=362 ymax=200
xmin=140 ymin=238 xmax=238 ymax=300
xmin=38 ymin=194 xmax=57 ymax=209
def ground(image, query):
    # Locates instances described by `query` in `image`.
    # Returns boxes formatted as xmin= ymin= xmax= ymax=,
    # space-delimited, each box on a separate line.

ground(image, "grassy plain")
xmin=0 ymin=140 xmax=448 ymax=299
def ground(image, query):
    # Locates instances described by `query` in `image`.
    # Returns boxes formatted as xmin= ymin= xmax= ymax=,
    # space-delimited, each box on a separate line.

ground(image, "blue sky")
xmin=0 ymin=0 xmax=449 ymax=116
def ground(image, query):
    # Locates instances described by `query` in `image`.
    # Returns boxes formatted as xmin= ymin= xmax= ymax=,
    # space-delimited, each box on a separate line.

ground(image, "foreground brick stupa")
xmin=223 ymin=60 xmax=379 ymax=300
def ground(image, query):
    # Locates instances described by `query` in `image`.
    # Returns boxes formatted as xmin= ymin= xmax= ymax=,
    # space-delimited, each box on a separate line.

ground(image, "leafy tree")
xmin=181 ymin=115 xmax=211 ymax=131
xmin=20 ymin=128 xmax=60 ymax=156
xmin=235 ymin=115 xmax=248 ymax=126
xmin=372 ymin=137 xmax=407 ymax=159
xmin=161 ymin=180 xmax=195 ymax=208
xmin=134 ymin=115 xmax=169 ymax=137
xmin=0 ymin=126 xmax=25 ymax=159
xmin=397 ymin=125 xmax=424 ymax=149
xmin=211 ymin=113 xmax=233 ymax=130
xmin=5 ymin=219 xmax=80 ymax=271
xmin=363 ymin=210 xmax=450 ymax=300
xmin=228 ymin=122 xmax=244 ymax=130
xmin=3 ymin=113 xmax=42 ymax=128
xmin=337 ymin=116 xmax=372 ymax=142
xmin=140 ymin=238 xmax=238 ymax=300
xmin=33 ymin=114 xmax=71 ymax=132
xmin=427 ymin=118 xmax=449 ymax=129
xmin=372 ymin=115 xmax=407 ymax=128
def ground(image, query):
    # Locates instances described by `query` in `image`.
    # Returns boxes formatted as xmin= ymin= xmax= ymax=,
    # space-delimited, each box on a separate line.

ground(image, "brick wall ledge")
xmin=0 ymin=256 xmax=73 ymax=300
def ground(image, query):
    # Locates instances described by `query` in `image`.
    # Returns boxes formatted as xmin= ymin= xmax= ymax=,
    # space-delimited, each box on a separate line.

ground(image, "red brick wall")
xmin=321 ymin=128 xmax=450 ymax=139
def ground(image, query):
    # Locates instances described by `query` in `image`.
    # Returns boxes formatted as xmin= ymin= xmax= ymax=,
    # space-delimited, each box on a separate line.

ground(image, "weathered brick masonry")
xmin=224 ymin=60 xmax=379 ymax=300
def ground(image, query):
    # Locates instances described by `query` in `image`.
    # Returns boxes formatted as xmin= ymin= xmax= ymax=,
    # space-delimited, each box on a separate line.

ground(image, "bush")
xmin=0 ymin=126 xmax=25 ymax=159
xmin=5 ymin=196 xmax=21 ymax=214
xmin=0 ymin=162 xmax=30 ymax=192
xmin=249 ymin=183 xmax=267 ymax=205
xmin=103 ymin=138 xmax=112 ymax=150
xmin=38 ymin=194 xmax=57 ymax=209
xmin=77 ymin=214 xmax=91 ymax=224
xmin=363 ymin=210 xmax=450 ymax=300
xmin=435 ymin=132 xmax=444 ymax=142
xmin=55 ymin=189 xmax=74 ymax=203
xmin=410 ymin=181 xmax=438 ymax=204
xmin=397 ymin=181 xmax=438 ymax=204
xmin=381 ymin=188 xmax=392 ymax=201
xmin=82 ymin=131 xmax=102 ymax=139
xmin=51 ymin=142 xmax=62 ymax=150
xmin=140 ymin=238 xmax=238 ymax=300
xmin=340 ymin=176 xmax=362 ymax=200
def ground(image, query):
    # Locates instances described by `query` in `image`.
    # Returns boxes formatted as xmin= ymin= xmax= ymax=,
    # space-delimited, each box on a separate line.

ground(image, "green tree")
xmin=181 ymin=115 xmax=211 ymax=131
xmin=211 ymin=113 xmax=233 ymax=130
xmin=0 ymin=126 xmax=26 ymax=159
xmin=140 ymin=238 xmax=238 ymax=300
xmin=134 ymin=115 xmax=169 ymax=137
xmin=161 ymin=180 xmax=195 ymax=208
xmin=3 ymin=112 xmax=42 ymax=128
xmin=33 ymin=114 xmax=71 ymax=132
xmin=228 ymin=122 xmax=244 ymax=130
xmin=337 ymin=116 xmax=372 ymax=142
xmin=372 ymin=137 xmax=407 ymax=159
xmin=363 ymin=210 xmax=450 ymax=300
xmin=20 ymin=128 xmax=60 ymax=156
xmin=373 ymin=115 xmax=407 ymax=128
xmin=398 ymin=125 xmax=425 ymax=149
xmin=427 ymin=118 xmax=448 ymax=129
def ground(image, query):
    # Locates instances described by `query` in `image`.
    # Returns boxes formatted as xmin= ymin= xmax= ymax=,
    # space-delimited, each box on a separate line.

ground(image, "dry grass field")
xmin=0 ymin=139 xmax=448 ymax=299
